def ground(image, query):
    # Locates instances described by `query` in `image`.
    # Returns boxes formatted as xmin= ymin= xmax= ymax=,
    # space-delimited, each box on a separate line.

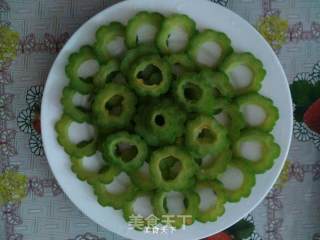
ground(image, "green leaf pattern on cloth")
xmin=0 ymin=25 xmax=19 ymax=68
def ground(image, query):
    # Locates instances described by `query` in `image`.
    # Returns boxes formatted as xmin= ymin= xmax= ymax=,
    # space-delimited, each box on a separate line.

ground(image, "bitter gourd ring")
xmin=102 ymin=131 xmax=148 ymax=172
xmin=195 ymin=181 xmax=226 ymax=222
xmin=129 ymin=162 xmax=156 ymax=191
xmin=188 ymin=29 xmax=233 ymax=69
xmin=128 ymin=54 xmax=172 ymax=97
xmin=217 ymin=159 xmax=256 ymax=202
xmin=149 ymin=146 xmax=197 ymax=191
xmin=157 ymin=14 xmax=196 ymax=55
xmin=94 ymin=22 xmax=126 ymax=63
xmin=55 ymin=114 xmax=97 ymax=157
xmin=233 ymin=129 xmax=280 ymax=173
xmin=134 ymin=100 xmax=187 ymax=146
xmin=65 ymin=45 xmax=98 ymax=94
xmin=126 ymin=11 xmax=164 ymax=48
xmin=185 ymin=115 xmax=229 ymax=158
xmin=152 ymin=190 xmax=199 ymax=228
xmin=220 ymin=52 xmax=266 ymax=95
xmin=93 ymin=59 xmax=121 ymax=88
xmin=236 ymin=93 xmax=279 ymax=132
xmin=166 ymin=53 xmax=196 ymax=79
xmin=92 ymin=82 xmax=137 ymax=130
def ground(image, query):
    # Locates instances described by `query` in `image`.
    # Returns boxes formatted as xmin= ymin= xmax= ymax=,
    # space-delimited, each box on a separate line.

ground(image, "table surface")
xmin=0 ymin=0 xmax=319 ymax=240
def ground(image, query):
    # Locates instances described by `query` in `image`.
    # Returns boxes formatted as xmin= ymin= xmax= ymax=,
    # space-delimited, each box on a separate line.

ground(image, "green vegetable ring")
xmin=61 ymin=86 xmax=91 ymax=123
xmin=166 ymin=53 xmax=196 ymax=79
xmin=233 ymin=130 xmax=280 ymax=173
xmin=129 ymin=162 xmax=156 ymax=191
xmin=185 ymin=115 xmax=229 ymax=158
xmin=55 ymin=114 xmax=97 ymax=157
xmin=195 ymin=181 xmax=226 ymax=222
xmin=128 ymin=54 xmax=172 ymax=96
xmin=65 ymin=45 xmax=98 ymax=94
xmin=102 ymin=131 xmax=149 ymax=172
xmin=92 ymin=83 xmax=137 ymax=130
xmin=236 ymin=93 xmax=279 ymax=132
xmin=220 ymin=52 xmax=266 ymax=95
xmin=94 ymin=22 xmax=126 ymax=63
xmin=188 ymin=29 xmax=233 ymax=69
xmin=134 ymin=100 xmax=187 ymax=146
xmin=126 ymin=11 xmax=164 ymax=48
xmin=152 ymin=190 xmax=199 ymax=228
xmin=218 ymin=159 xmax=256 ymax=202
xmin=93 ymin=59 xmax=121 ymax=88
xmin=149 ymin=146 xmax=197 ymax=191
xmin=157 ymin=14 xmax=196 ymax=55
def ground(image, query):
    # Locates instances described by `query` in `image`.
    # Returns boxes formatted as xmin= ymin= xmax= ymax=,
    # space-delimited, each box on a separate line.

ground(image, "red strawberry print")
xmin=207 ymin=232 xmax=232 ymax=240
xmin=304 ymin=98 xmax=320 ymax=134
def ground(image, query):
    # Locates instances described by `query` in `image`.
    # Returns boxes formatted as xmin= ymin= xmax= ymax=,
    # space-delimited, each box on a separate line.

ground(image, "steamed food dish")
xmin=55 ymin=11 xmax=280 ymax=229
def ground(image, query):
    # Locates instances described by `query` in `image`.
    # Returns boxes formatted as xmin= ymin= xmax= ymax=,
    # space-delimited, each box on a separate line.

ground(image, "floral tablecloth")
xmin=0 ymin=0 xmax=319 ymax=240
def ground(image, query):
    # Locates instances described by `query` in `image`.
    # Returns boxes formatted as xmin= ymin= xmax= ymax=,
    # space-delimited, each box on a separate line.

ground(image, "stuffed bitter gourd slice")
xmin=185 ymin=115 xmax=229 ymax=158
xmin=149 ymin=146 xmax=197 ymax=191
xmin=166 ymin=53 xmax=196 ymax=79
xmin=55 ymin=114 xmax=97 ymax=157
xmin=94 ymin=22 xmax=126 ymax=63
xmin=129 ymin=162 xmax=156 ymax=191
xmin=233 ymin=129 xmax=280 ymax=173
xmin=70 ymin=152 xmax=120 ymax=183
xmin=236 ymin=93 xmax=279 ymax=132
xmin=92 ymin=83 xmax=137 ymax=130
xmin=196 ymin=150 xmax=231 ymax=181
xmin=152 ymin=190 xmax=199 ymax=228
xmin=102 ymin=131 xmax=148 ymax=172
xmin=220 ymin=52 xmax=266 ymax=95
xmin=126 ymin=11 xmax=164 ymax=48
xmin=188 ymin=29 xmax=233 ymax=69
xmin=195 ymin=181 xmax=226 ymax=222
xmin=128 ymin=54 xmax=172 ymax=96
xmin=90 ymin=172 xmax=137 ymax=209
xmin=93 ymin=59 xmax=125 ymax=88
xmin=214 ymin=104 xmax=246 ymax=141
xmin=157 ymin=14 xmax=196 ymax=55
xmin=174 ymin=72 xmax=220 ymax=115
xmin=134 ymin=100 xmax=187 ymax=146
xmin=65 ymin=45 xmax=98 ymax=94
xmin=61 ymin=86 xmax=92 ymax=123
xmin=217 ymin=159 xmax=256 ymax=202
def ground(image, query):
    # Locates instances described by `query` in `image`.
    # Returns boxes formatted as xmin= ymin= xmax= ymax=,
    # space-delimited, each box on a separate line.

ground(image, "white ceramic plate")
xmin=41 ymin=0 xmax=293 ymax=239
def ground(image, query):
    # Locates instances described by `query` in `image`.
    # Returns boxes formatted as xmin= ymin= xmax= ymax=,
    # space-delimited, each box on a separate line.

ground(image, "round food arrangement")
xmin=54 ymin=10 xmax=280 ymax=230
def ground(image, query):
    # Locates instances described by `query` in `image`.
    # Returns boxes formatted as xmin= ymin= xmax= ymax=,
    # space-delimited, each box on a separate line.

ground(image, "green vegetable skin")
xmin=157 ymin=14 xmax=196 ymax=55
xmin=55 ymin=114 xmax=97 ymax=157
xmin=188 ymin=29 xmax=233 ymax=68
xmin=126 ymin=11 xmax=164 ymax=48
xmin=152 ymin=190 xmax=199 ymax=228
xmin=234 ymin=129 xmax=280 ymax=173
xmin=236 ymin=93 xmax=279 ymax=132
xmin=65 ymin=45 xmax=98 ymax=94
xmin=102 ymin=131 xmax=149 ymax=172
xmin=220 ymin=52 xmax=266 ymax=95
xmin=94 ymin=22 xmax=126 ymax=63
xmin=195 ymin=181 xmax=226 ymax=222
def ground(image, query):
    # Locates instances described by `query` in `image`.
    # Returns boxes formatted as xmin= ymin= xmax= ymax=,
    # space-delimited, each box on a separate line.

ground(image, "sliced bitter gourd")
xmin=61 ymin=86 xmax=91 ymax=123
xmin=93 ymin=59 xmax=122 ymax=88
xmin=196 ymin=150 xmax=231 ymax=181
xmin=217 ymin=159 xmax=256 ymax=202
xmin=92 ymin=83 xmax=137 ymax=130
xmin=149 ymin=146 xmax=197 ymax=191
xmin=233 ymin=129 xmax=280 ymax=173
xmin=157 ymin=14 xmax=196 ymax=55
xmin=65 ymin=45 xmax=98 ymax=94
xmin=129 ymin=162 xmax=156 ymax=191
xmin=185 ymin=115 xmax=229 ymax=158
xmin=94 ymin=22 xmax=126 ymax=63
xmin=70 ymin=152 xmax=120 ymax=183
xmin=220 ymin=52 xmax=266 ymax=95
xmin=55 ymin=114 xmax=97 ymax=157
xmin=102 ymin=131 xmax=148 ymax=172
xmin=236 ymin=93 xmax=279 ymax=132
xmin=89 ymin=172 xmax=137 ymax=209
xmin=126 ymin=11 xmax=164 ymax=48
xmin=128 ymin=54 xmax=172 ymax=96
xmin=195 ymin=181 xmax=226 ymax=222
xmin=188 ymin=29 xmax=233 ymax=69
xmin=152 ymin=190 xmax=199 ymax=228
xmin=166 ymin=53 xmax=196 ymax=79
xmin=134 ymin=100 xmax=187 ymax=146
